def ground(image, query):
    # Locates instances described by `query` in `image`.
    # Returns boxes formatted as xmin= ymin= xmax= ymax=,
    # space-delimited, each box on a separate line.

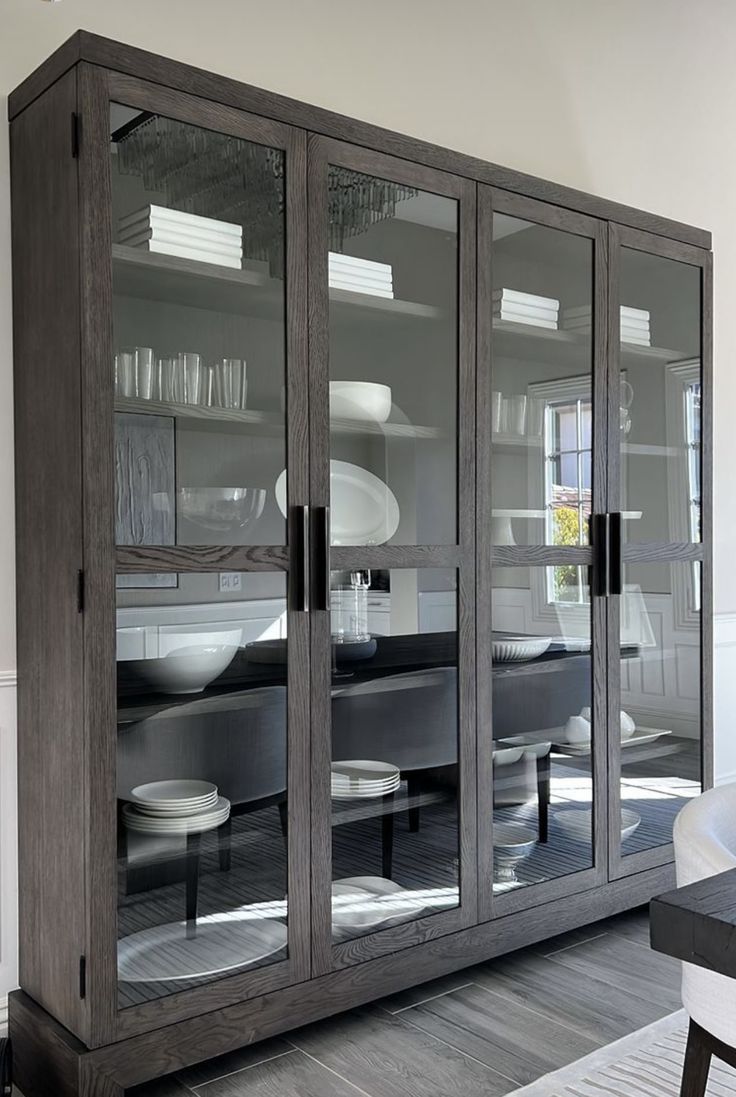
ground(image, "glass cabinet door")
xmin=107 ymin=92 xmax=311 ymax=1016
xmin=308 ymin=139 xmax=477 ymax=971
xmin=478 ymin=190 xmax=608 ymax=915
xmin=608 ymin=227 xmax=711 ymax=878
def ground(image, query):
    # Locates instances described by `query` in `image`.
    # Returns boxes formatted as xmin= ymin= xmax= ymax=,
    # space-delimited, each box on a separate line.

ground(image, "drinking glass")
xmin=213 ymin=358 xmax=247 ymax=409
xmin=134 ymin=347 xmax=156 ymax=400
xmin=158 ymin=357 xmax=181 ymax=403
xmin=114 ymin=351 xmax=136 ymax=398
xmin=178 ymin=353 xmax=204 ymax=406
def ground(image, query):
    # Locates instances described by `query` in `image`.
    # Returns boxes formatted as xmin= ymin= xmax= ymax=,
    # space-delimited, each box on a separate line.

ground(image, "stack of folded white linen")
xmin=328 ymin=253 xmax=394 ymax=299
xmin=118 ymin=205 xmax=243 ymax=269
xmin=493 ymin=288 xmax=559 ymax=329
xmin=562 ymin=304 xmax=651 ymax=347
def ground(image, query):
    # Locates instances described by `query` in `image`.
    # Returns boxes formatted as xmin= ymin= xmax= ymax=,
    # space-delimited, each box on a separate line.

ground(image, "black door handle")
xmin=608 ymin=512 xmax=622 ymax=596
xmin=290 ymin=505 xmax=310 ymax=612
xmin=311 ymin=505 xmax=331 ymax=611
xmin=590 ymin=512 xmax=609 ymax=598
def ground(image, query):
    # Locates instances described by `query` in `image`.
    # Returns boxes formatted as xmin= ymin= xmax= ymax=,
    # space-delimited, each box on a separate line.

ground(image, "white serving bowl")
xmin=564 ymin=713 xmax=592 ymax=745
xmin=556 ymin=807 xmax=641 ymax=843
xmin=330 ymin=381 xmax=392 ymax=423
xmin=178 ymin=487 xmax=266 ymax=533
xmin=135 ymin=629 xmax=242 ymax=694
xmin=492 ymin=636 xmax=551 ymax=662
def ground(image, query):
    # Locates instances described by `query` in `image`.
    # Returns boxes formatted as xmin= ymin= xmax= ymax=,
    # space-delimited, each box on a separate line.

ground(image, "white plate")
xmin=331 ymin=781 xmax=399 ymax=793
xmin=276 ymin=462 xmax=400 ymax=546
xmin=552 ymin=727 xmax=673 ymax=756
xmin=331 ymin=785 xmax=400 ymax=801
xmin=332 ymin=876 xmax=426 ymax=929
xmin=130 ymin=780 xmax=218 ymax=809
xmin=123 ymin=797 xmax=231 ymax=834
xmin=118 ymin=914 xmax=287 ymax=983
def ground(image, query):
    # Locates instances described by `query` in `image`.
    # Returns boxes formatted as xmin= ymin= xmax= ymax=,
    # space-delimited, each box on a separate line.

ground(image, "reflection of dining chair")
xmin=118 ymin=685 xmax=288 ymax=907
xmin=493 ymin=744 xmax=550 ymax=843
xmin=331 ymin=667 xmax=458 ymax=851
xmin=673 ymin=786 xmax=736 ymax=1097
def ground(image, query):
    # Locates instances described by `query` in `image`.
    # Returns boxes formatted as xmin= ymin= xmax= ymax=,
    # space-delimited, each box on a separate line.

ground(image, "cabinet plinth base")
xmin=8 ymin=862 xmax=674 ymax=1096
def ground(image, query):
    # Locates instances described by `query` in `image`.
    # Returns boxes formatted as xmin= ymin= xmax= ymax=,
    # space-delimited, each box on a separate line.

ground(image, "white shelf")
xmin=493 ymin=318 xmax=683 ymax=366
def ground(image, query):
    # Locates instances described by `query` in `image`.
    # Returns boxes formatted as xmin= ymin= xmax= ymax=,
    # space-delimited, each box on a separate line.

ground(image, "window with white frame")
xmin=544 ymin=395 xmax=592 ymax=604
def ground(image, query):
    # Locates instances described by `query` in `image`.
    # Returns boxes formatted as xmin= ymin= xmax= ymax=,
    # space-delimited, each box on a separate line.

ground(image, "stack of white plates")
xmin=118 ymin=205 xmax=243 ymax=269
xmin=328 ymin=252 xmax=394 ymax=299
xmin=123 ymin=779 xmax=231 ymax=835
xmin=331 ymin=760 xmax=400 ymax=800
xmin=562 ymin=304 xmax=651 ymax=347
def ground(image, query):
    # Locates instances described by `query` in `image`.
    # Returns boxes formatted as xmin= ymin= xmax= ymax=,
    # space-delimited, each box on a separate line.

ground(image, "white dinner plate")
xmin=129 ymin=779 xmax=218 ymax=811
xmin=332 ymin=877 xmax=426 ymax=930
xmin=275 ymin=462 xmax=400 ymax=546
xmin=331 ymin=760 xmax=400 ymax=781
xmin=123 ymin=797 xmax=231 ymax=834
xmin=118 ymin=914 xmax=287 ymax=983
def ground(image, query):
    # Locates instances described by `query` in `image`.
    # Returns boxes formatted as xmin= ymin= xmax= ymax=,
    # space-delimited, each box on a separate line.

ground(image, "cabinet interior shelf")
xmin=114 ymin=395 xmax=443 ymax=439
xmin=112 ymin=244 xmax=443 ymax=322
xmin=493 ymin=318 xmax=684 ymax=366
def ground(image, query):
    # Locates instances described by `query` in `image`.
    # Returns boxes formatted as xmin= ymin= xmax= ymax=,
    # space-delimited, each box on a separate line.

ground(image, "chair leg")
xmin=218 ymin=815 xmax=232 ymax=873
xmin=382 ymin=792 xmax=395 ymax=879
xmin=185 ymin=830 xmax=201 ymax=939
xmin=680 ymin=1020 xmax=712 ymax=1097
xmin=537 ymin=752 xmax=550 ymax=844
xmin=407 ymin=774 xmax=421 ymax=833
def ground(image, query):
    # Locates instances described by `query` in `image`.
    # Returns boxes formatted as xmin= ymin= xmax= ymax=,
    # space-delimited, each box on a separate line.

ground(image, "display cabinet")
xmin=8 ymin=32 xmax=712 ymax=1096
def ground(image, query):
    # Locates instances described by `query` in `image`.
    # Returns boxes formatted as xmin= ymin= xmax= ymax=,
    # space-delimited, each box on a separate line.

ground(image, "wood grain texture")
xmin=8 ymin=32 xmax=711 ymax=249
xmin=8 ymin=990 xmax=86 ymax=1097
xmin=11 ymin=65 xmax=88 ymax=1040
xmin=194 ymin=1050 xmax=366 ymax=1097
xmin=7 ymin=861 xmax=675 ymax=1091
xmin=492 ymin=546 xmax=593 ymax=567
xmin=115 ymin=545 xmax=289 ymax=572
xmin=650 ymin=867 xmax=736 ymax=977
xmin=621 ymin=541 xmax=704 ymax=563
xmin=330 ymin=545 xmax=462 ymax=570
xmin=290 ymin=1005 xmax=515 ymax=1097
xmin=547 ymin=929 xmax=682 ymax=1011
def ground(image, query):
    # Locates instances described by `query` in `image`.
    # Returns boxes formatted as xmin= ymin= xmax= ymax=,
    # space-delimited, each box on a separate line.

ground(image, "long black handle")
xmin=608 ymin=511 xmax=622 ymax=595
xmin=312 ymin=505 xmax=331 ymax=611
xmin=590 ymin=512 xmax=609 ymax=597
xmin=290 ymin=505 xmax=310 ymax=612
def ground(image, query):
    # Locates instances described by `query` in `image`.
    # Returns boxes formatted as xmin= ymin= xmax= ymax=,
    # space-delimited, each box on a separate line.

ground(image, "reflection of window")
xmin=666 ymin=359 xmax=701 ymax=623
xmin=544 ymin=395 xmax=592 ymax=604
xmin=685 ymin=381 xmax=701 ymax=543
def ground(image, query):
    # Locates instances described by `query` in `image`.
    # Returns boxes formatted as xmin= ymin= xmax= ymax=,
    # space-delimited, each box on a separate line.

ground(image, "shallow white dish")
xmin=118 ymin=913 xmax=287 ymax=983
xmin=275 ymin=462 xmax=400 ymax=546
xmin=178 ymin=487 xmax=266 ymax=533
xmin=330 ymin=381 xmax=392 ymax=423
xmin=332 ymin=760 xmax=399 ymax=782
xmin=134 ymin=629 xmax=241 ymax=694
xmin=130 ymin=779 xmax=218 ymax=812
xmin=492 ymin=636 xmax=551 ymax=662
xmin=553 ymin=727 xmax=673 ymax=756
xmin=556 ymin=807 xmax=641 ymax=842
xmin=332 ymin=876 xmax=426 ymax=930
xmin=123 ymin=796 xmax=231 ymax=834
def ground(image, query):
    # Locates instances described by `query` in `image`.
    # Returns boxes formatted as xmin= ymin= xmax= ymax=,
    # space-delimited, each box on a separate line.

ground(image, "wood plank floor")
xmin=125 ymin=905 xmax=682 ymax=1097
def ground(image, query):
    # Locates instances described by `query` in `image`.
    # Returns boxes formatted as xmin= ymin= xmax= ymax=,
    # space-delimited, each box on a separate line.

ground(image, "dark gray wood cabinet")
xmin=8 ymin=32 xmax=712 ymax=1096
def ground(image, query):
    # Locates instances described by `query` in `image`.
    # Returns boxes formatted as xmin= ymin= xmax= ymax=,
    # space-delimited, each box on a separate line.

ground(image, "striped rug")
xmin=507 ymin=1011 xmax=736 ymax=1097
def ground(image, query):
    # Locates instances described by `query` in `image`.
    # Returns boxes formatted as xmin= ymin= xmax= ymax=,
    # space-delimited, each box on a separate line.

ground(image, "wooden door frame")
xmin=307 ymin=135 xmax=479 ymax=976
xmin=78 ymin=64 xmax=312 ymax=1046
xmin=606 ymin=222 xmax=713 ymax=882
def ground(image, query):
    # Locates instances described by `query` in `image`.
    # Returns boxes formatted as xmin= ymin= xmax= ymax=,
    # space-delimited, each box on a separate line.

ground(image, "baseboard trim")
xmin=0 ymin=671 xmax=16 ymax=689
xmin=0 ymin=993 xmax=8 ymax=1032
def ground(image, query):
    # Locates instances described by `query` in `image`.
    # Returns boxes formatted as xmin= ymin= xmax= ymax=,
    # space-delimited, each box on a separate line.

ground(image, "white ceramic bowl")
xmin=178 ymin=487 xmax=266 ymax=533
xmin=135 ymin=630 xmax=242 ymax=694
xmin=330 ymin=381 xmax=392 ymax=423
xmin=564 ymin=714 xmax=592 ymax=745
xmin=556 ymin=807 xmax=641 ymax=843
xmin=492 ymin=636 xmax=551 ymax=662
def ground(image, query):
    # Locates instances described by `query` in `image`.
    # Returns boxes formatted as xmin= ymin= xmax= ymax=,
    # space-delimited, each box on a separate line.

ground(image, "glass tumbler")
xmin=213 ymin=358 xmax=247 ymax=409
xmin=330 ymin=573 xmax=370 ymax=643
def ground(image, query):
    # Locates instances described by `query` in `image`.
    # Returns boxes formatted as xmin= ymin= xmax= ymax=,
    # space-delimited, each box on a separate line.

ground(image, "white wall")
xmin=1 ymin=0 xmax=736 ymax=1004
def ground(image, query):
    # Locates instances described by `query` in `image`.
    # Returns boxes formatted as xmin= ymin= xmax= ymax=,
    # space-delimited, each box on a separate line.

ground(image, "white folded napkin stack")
xmin=328 ymin=252 xmax=394 ymax=299
xmin=562 ymin=304 xmax=651 ymax=347
xmin=118 ymin=205 xmax=243 ymax=269
xmin=493 ymin=288 xmax=560 ymax=329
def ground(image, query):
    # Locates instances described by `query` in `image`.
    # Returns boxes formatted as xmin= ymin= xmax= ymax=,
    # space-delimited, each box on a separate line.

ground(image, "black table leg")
xmin=278 ymin=798 xmax=288 ymax=842
xmin=407 ymin=774 xmax=421 ymax=833
xmin=186 ymin=830 xmax=201 ymax=939
xmin=218 ymin=815 xmax=232 ymax=873
xmin=537 ymin=752 xmax=550 ymax=844
xmin=382 ymin=792 xmax=395 ymax=879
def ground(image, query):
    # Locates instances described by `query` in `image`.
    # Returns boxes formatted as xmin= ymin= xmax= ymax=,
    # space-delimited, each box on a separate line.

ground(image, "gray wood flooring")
xmin=126 ymin=905 xmax=683 ymax=1097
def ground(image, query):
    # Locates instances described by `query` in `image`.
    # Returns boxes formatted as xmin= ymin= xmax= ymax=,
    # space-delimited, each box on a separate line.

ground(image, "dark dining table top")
xmin=650 ymin=868 xmax=736 ymax=978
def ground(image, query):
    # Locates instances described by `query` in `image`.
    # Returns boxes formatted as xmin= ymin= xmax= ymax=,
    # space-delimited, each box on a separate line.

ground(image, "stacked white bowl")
xmin=122 ymin=779 xmax=231 ymax=835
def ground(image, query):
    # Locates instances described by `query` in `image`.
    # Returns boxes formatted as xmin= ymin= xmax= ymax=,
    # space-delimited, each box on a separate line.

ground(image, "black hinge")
xmin=79 ymin=955 xmax=87 ymax=999
xmin=77 ymin=569 xmax=85 ymax=613
xmin=71 ymin=112 xmax=80 ymax=158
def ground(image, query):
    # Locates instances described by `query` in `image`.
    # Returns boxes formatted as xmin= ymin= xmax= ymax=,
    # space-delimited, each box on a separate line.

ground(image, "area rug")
xmin=509 ymin=1010 xmax=736 ymax=1097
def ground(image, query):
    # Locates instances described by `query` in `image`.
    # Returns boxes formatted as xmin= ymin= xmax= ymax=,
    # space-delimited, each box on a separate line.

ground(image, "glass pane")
xmin=491 ymin=566 xmax=594 ymax=893
xmin=110 ymin=104 xmax=287 ymax=548
xmin=327 ymin=169 xmax=458 ymax=546
xmin=330 ymin=568 xmax=459 ymax=939
xmin=619 ymin=560 xmax=702 ymax=856
xmin=619 ymin=248 xmax=701 ymax=543
xmin=116 ymin=571 xmax=288 ymax=1005
xmin=491 ymin=214 xmax=594 ymax=547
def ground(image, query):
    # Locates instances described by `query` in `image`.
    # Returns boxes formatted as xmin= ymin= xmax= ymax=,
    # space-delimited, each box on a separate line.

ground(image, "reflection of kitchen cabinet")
xmin=9 ymin=33 xmax=711 ymax=1096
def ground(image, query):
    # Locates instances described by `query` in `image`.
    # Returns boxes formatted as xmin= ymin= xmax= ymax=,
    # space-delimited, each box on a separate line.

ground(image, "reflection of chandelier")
xmin=115 ymin=114 xmax=416 ymax=274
